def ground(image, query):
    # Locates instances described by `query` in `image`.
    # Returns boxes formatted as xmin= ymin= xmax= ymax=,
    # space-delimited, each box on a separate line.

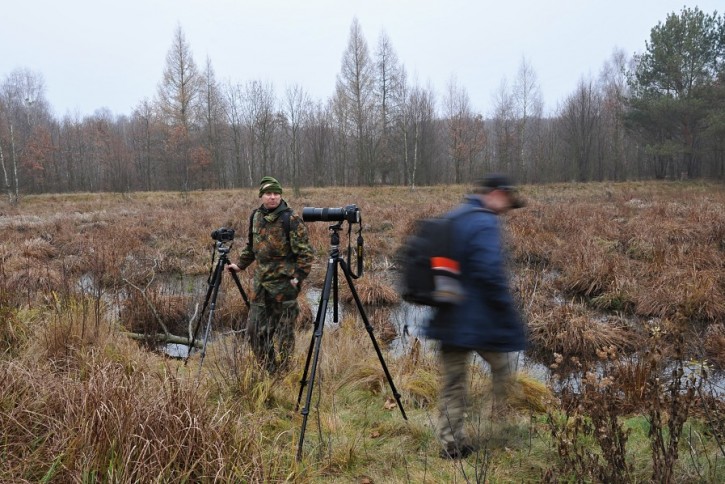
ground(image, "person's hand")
xmin=226 ymin=263 xmax=241 ymax=273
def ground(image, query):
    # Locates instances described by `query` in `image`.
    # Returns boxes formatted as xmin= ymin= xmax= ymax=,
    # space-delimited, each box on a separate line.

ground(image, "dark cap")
xmin=475 ymin=173 xmax=525 ymax=209
xmin=476 ymin=173 xmax=515 ymax=190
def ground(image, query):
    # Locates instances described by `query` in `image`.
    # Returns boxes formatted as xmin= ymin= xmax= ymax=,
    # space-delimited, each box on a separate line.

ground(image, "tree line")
xmin=1 ymin=7 xmax=723 ymax=202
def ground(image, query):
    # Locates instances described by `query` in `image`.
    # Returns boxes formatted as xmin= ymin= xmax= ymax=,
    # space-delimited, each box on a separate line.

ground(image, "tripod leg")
xmin=228 ymin=269 xmax=250 ymax=308
xmin=296 ymin=255 xmax=336 ymax=461
xmin=296 ymin=315 xmax=319 ymax=411
xmin=339 ymin=259 xmax=408 ymax=420
xmin=296 ymin=253 xmax=338 ymax=410
xmin=333 ymin=258 xmax=339 ymax=323
xmin=186 ymin=257 xmax=225 ymax=363
xmin=197 ymin=264 xmax=224 ymax=377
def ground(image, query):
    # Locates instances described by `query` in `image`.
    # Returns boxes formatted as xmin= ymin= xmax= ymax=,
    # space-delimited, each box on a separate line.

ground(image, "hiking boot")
xmin=439 ymin=443 xmax=476 ymax=460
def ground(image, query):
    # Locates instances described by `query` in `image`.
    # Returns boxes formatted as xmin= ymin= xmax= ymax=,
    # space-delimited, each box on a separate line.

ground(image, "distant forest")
xmin=0 ymin=7 xmax=723 ymax=200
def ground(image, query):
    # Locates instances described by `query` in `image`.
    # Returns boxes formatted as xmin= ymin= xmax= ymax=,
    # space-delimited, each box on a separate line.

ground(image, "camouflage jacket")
xmin=238 ymin=200 xmax=314 ymax=298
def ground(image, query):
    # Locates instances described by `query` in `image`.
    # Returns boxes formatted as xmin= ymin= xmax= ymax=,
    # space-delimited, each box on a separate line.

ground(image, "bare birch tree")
xmin=243 ymin=80 xmax=277 ymax=182
xmin=512 ymin=57 xmax=543 ymax=182
xmin=598 ymin=48 xmax=632 ymax=180
xmin=0 ymin=68 xmax=51 ymax=198
xmin=283 ymin=84 xmax=311 ymax=196
xmin=561 ymin=77 xmax=602 ymax=181
xmin=403 ymin=80 xmax=437 ymax=186
xmin=305 ymin=100 xmax=332 ymax=187
xmin=492 ymin=78 xmax=516 ymax=174
xmin=0 ymin=98 xmax=12 ymax=203
xmin=223 ymin=81 xmax=250 ymax=186
xmin=130 ymin=99 xmax=159 ymax=191
xmin=445 ymin=76 xmax=486 ymax=183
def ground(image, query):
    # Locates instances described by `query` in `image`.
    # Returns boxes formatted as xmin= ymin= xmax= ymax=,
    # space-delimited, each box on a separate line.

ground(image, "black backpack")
xmin=400 ymin=208 xmax=483 ymax=306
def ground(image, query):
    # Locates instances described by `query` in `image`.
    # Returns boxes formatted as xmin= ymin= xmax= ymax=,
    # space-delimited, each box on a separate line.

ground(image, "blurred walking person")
xmin=425 ymin=173 xmax=526 ymax=459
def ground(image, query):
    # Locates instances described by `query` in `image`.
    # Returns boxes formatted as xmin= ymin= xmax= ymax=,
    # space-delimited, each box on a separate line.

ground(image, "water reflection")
xmin=139 ymin=276 xmax=724 ymax=395
xmin=305 ymin=289 xmax=338 ymax=327
xmin=166 ymin=343 xmax=190 ymax=359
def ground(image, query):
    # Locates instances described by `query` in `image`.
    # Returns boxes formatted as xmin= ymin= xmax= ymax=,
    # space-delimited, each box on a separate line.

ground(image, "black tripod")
xmin=295 ymin=221 xmax=407 ymax=461
xmin=186 ymin=240 xmax=249 ymax=375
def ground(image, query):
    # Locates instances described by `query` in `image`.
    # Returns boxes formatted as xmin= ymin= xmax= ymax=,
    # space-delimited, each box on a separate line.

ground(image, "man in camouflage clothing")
xmin=227 ymin=176 xmax=314 ymax=373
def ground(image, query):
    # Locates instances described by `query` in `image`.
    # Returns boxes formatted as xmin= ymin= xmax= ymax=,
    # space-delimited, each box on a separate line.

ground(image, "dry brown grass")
xmin=527 ymin=302 xmax=642 ymax=364
xmin=635 ymin=268 xmax=725 ymax=323
xmin=704 ymin=324 xmax=725 ymax=370
xmin=1 ymin=353 xmax=267 ymax=481
xmin=4 ymin=262 xmax=64 ymax=301
xmin=338 ymin=271 xmax=400 ymax=306
xmin=119 ymin=291 xmax=193 ymax=336
xmin=21 ymin=237 xmax=58 ymax=259
xmin=0 ymin=301 xmax=298 ymax=481
xmin=1 ymin=181 xmax=723 ymax=482
xmin=1 ymin=181 xmax=723 ymax=365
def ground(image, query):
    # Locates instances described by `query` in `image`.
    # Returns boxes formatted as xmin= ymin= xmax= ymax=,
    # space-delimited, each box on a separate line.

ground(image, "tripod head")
xmin=325 ymin=219 xmax=364 ymax=278
xmin=327 ymin=220 xmax=344 ymax=247
xmin=215 ymin=240 xmax=232 ymax=257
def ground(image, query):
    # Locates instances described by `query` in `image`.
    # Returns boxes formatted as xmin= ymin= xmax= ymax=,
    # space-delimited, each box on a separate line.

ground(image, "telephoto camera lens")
xmin=302 ymin=205 xmax=360 ymax=223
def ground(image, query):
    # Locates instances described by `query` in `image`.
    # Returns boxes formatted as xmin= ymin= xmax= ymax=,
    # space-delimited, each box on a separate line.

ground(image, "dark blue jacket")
xmin=424 ymin=196 xmax=526 ymax=352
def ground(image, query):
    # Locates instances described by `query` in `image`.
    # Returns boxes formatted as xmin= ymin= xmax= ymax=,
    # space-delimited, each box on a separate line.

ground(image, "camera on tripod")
xmin=211 ymin=227 xmax=235 ymax=242
xmin=302 ymin=204 xmax=361 ymax=224
xmin=294 ymin=201 xmax=407 ymax=461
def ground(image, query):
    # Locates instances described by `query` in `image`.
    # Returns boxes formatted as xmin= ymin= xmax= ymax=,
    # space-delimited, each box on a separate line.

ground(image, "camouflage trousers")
xmin=246 ymin=287 xmax=299 ymax=373
xmin=437 ymin=346 xmax=519 ymax=450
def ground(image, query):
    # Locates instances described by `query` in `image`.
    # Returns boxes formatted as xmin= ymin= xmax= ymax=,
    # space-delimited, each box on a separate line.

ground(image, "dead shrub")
xmin=545 ymin=330 xmax=703 ymax=483
xmin=703 ymin=324 xmax=725 ymax=370
xmin=21 ymin=237 xmax=58 ymax=260
xmin=367 ymin=306 xmax=397 ymax=344
xmin=509 ymin=209 xmax=559 ymax=267
xmin=213 ymin=291 xmax=250 ymax=331
xmin=528 ymin=303 xmax=640 ymax=365
xmin=556 ymin=241 xmax=628 ymax=299
xmin=605 ymin=356 xmax=654 ymax=412
xmin=635 ymin=268 xmax=725 ymax=323
xmin=589 ymin=275 xmax=637 ymax=312
xmin=5 ymin=262 xmax=64 ymax=301
xmin=339 ymin=272 xmax=399 ymax=306
xmin=120 ymin=290 xmax=192 ymax=337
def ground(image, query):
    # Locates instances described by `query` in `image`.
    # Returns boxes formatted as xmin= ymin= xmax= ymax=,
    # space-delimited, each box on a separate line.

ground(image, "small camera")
xmin=302 ymin=204 xmax=361 ymax=223
xmin=211 ymin=227 xmax=235 ymax=242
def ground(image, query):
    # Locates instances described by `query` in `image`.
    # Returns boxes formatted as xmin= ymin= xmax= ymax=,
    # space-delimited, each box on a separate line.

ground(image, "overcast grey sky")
xmin=2 ymin=1 xmax=720 ymax=118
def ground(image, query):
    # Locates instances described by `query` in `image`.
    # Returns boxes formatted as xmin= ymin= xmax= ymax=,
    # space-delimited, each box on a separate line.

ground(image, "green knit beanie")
xmin=258 ymin=176 xmax=283 ymax=197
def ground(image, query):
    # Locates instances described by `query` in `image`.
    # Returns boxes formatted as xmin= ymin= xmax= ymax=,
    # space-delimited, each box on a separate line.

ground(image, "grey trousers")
xmin=437 ymin=346 xmax=519 ymax=449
